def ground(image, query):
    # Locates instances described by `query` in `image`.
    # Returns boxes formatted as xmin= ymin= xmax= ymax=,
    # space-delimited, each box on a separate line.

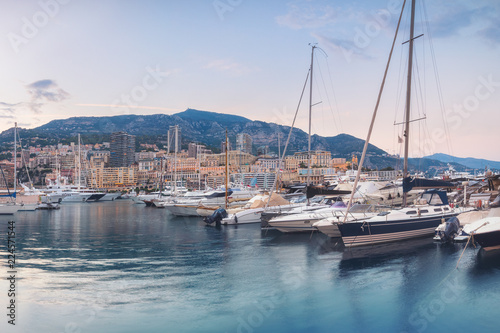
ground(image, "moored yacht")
xmin=267 ymin=201 xmax=348 ymax=233
xmin=313 ymin=204 xmax=391 ymax=238
xmin=337 ymin=190 xmax=473 ymax=247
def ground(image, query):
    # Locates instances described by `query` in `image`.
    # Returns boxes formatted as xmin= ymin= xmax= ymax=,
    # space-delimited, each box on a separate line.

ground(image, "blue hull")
xmin=338 ymin=213 xmax=459 ymax=247
xmin=474 ymin=230 xmax=500 ymax=250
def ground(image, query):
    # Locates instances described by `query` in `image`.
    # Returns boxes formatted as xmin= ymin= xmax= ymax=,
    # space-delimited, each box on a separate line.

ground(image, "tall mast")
xmin=174 ymin=125 xmax=178 ymax=194
xmin=402 ymin=0 xmax=416 ymax=207
xmin=197 ymin=144 xmax=201 ymax=190
xmin=307 ymin=44 xmax=315 ymax=189
xmin=78 ymin=133 xmax=81 ymax=191
xmin=225 ymin=129 xmax=229 ymax=209
xmin=14 ymin=122 xmax=17 ymax=202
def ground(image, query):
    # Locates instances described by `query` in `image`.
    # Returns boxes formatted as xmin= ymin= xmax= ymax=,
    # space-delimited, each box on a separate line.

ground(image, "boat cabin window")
xmin=377 ymin=211 xmax=390 ymax=216
xmin=434 ymin=208 xmax=442 ymax=212
xmin=310 ymin=196 xmax=325 ymax=204
xmin=419 ymin=210 xmax=429 ymax=214
xmin=406 ymin=210 xmax=417 ymax=215
xmin=443 ymin=207 xmax=449 ymax=211
xmin=420 ymin=191 xmax=446 ymax=205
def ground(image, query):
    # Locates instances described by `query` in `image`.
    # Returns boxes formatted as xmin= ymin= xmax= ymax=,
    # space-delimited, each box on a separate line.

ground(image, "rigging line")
xmin=419 ymin=2 xmax=428 ymax=118
xmin=422 ymin=0 xmax=454 ymax=157
xmin=312 ymin=59 xmax=328 ymax=135
xmin=325 ymin=54 xmax=344 ymax=133
xmin=343 ymin=0 xmax=407 ymax=223
xmin=393 ymin=43 xmax=408 ymax=126
xmin=314 ymin=54 xmax=340 ymax=133
xmin=265 ymin=67 xmax=310 ymax=208
xmin=16 ymin=129 xmax=34 ymax=188
xmin=413 ymin=49 xmax=425 ymax=119
xmin=397 ymin=0 xmax=412 ymax=127
xmin=413 ymin=57 xmax=423 ymax=160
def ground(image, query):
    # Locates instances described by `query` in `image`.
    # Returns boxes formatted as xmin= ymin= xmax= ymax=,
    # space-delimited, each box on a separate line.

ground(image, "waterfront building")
xmin=0 ymin=161 xmax=14 ymax=187
xmin=251 ymin=157 xmax=281 ymax=173
xmin=221 ymin=140 xmax=231 ymax=153
xmin=110 ymin=132 xmax=136 ymax=168
xmin=236 ymin=133 xmax=252 ymax=154
xmin=216 ymin=150 xmax=257 ymax=167
xmin=256 ymin=145 xmax=269 ymax=156
xmin=297 ymin=167 xmax=338 ymax=185
xmin=168 ymin=126 xmax=182 ymax=152
xmin=88 ymin=166 xmax=137 ymax=188
xmin=233 ymin=172 xmax=276 ymax=190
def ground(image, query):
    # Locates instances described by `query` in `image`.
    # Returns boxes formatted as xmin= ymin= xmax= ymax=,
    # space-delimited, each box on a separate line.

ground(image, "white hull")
xmin=269 ymin=220 xmax=318 ymax=233
xmin=100 ymin=193 xmax=122 ymax=201
xmin=0 ymin=204 xmax=21 ymax=215
xmin=131 ymin=196 xmax=145 ymax=204
xmin=314 ymin=223 xmax=341 ymax=238
xmin=222 ymin=208 xmax=264 ymax=225
xmin=268 ymin=208 xmax=344 ymax=233
xmin=18 ymin=203 xmax=38 ymax=211
xmin=164 ymin=204 xmax=200 ymax=217
xmin=41 ymin=193 xmax=64 ymax=203
xmin=62 ymin=193 xmax=92 ymax=202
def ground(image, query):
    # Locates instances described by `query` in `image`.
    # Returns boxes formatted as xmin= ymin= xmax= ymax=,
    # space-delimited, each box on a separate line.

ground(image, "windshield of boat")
xmin=420 ymin=191 xmax=446 ymax=205
xmin=310 ymin=196 xmax=325 ymax=204
xmin=289 ymin=195 xmax=307 ymax=203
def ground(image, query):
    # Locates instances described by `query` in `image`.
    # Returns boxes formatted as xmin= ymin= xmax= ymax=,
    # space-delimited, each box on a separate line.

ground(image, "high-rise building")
xmin=188 ymin=143 xmax=198 ymax=158
xmin=110 ymin=132 xmax=135 ymax=167
xmin=256 ymin=145 xmax=270 ymax=156
xmin=168 ymin=125 xmax=181 ymax=153
xmin=221 ymin=140 xmax=231 ymax=153
xmin=236 ymin=133 xmax=252 ymax=154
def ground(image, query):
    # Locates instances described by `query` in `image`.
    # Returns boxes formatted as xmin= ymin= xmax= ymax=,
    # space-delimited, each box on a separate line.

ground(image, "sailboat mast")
xmin=174 ymin=125 xmax=178 ymax=194
xmin=225 ymin=129 xmax=229 ymax=210
xmin=14 ymin=122 xmax=17 ymax=201
xmin=78 ymin=133 xmax=81 ymax=191
xmin=402 ymin=0 xmax=416 ymax=207
xmin=307 ymin=44 xmax=315 ymax=188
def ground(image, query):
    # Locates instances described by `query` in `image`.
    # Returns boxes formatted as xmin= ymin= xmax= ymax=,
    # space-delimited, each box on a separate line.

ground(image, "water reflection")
xmin=2 ymin=201 xmax=500 ymax=333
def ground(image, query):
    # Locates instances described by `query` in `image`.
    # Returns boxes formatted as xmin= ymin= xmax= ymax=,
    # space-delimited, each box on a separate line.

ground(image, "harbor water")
xmin=1 ymin=200 xmax=499 ymax=333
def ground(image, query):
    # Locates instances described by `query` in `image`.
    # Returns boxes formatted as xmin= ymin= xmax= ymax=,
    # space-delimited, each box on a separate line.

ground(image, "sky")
xmin=0 ymin=0 xmax=499 ymax=161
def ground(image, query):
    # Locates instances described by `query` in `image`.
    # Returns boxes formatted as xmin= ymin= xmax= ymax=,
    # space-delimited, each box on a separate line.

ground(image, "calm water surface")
xmin=1 ymin=200 xmax=499 ymax=333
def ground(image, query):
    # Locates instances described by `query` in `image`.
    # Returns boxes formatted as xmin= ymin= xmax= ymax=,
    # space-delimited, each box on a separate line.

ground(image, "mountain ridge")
xmin=1 ymin=109 xmax=497 ymax=172
xmin=424 ymin=153 xmax=500 ymax=170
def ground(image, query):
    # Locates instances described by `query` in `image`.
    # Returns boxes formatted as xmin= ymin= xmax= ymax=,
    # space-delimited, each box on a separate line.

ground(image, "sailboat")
xmin=267 ymin=44 xmax=334 ymax=231
xmin=0 ymin=123 xmax=21 ymax=214
xmin=334 ymin=0 xmax=473 ymax=247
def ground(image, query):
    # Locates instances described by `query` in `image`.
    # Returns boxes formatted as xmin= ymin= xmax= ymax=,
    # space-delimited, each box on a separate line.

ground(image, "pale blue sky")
xmin=1 ymin=0 xmax=499 ymax=160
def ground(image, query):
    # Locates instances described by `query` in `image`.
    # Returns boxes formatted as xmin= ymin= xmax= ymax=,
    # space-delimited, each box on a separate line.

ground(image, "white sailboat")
xmin=0 ymin=123 xmax=21 ymax=214
xmin=335 ymin=0 xmax=473 ymax=247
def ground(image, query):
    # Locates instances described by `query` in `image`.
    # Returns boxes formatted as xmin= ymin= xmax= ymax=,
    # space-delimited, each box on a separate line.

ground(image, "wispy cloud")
xmin=203 ymin=59 xmax=254 ymax=75
xmin=429 ymin=7 xmax=482 ymax=38
xmin=312 ymin=32 xmax=373 ymax=61
xmin=426 ymin=2 xmax=500 ymax=45
xmin=276 ymin=2 xmax=339 ymax=30
xmin=0 ymin=102 xmax=20 ymax=114
xmin=478 ymin=25 xmax=500 ymax=45
xmin=26 ymin=79 xmax=70 ymax=113
xmin=275 ymin=1 xmax=389 ymax=60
